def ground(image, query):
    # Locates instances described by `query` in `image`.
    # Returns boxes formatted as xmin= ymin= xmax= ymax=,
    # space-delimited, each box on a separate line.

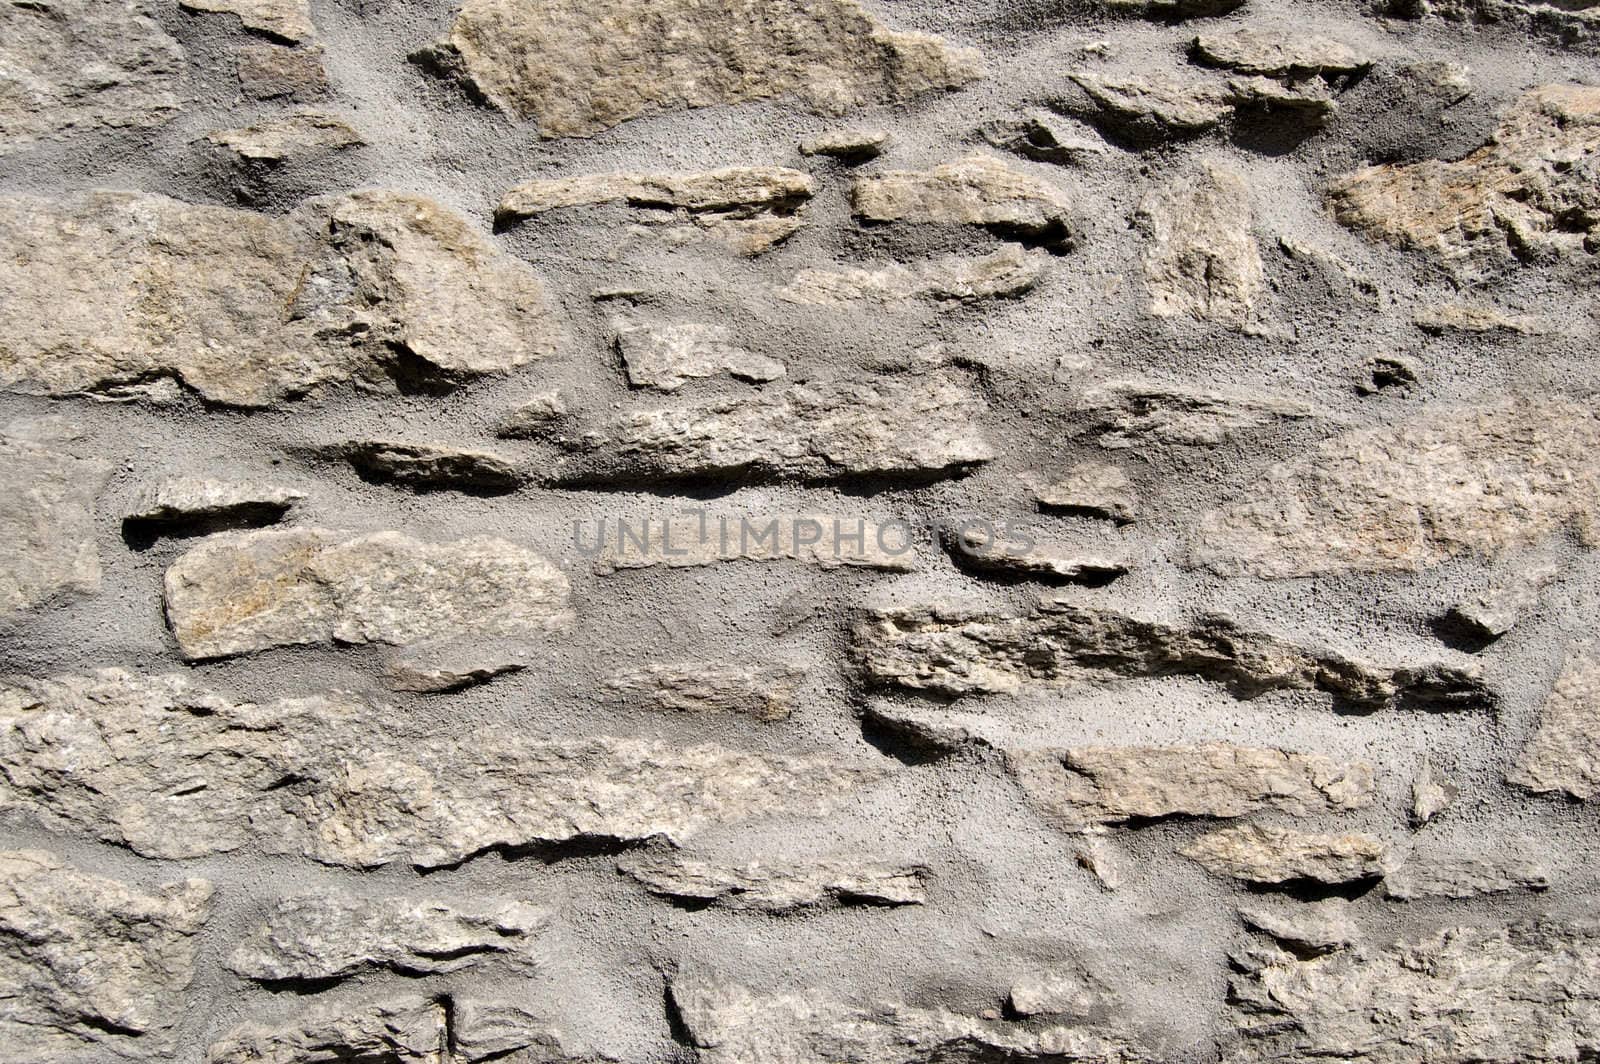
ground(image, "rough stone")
xmin=1034 ymin=461 xmax=1138 ymax=523
xmin=0 ymin=429 xmax=111 ymax=615
xmin=125 ymin=478 xmax=303 ymax=535
xmin=0 ymin=849 xmax=212 ymax=1061
xmin=1182 ymin=825 xmax=1389 ymax=885
xmin=0 ymin=190 xmax=560 ymax=407
xmin=1441 ymin=564 xmax=1557 ymax=645
xmin=1135 ymin=163 xmax=1267 ymax=330
xmin=208 ymin=997 xmax=445 ymax=1064
xmin=781 ymin=246 xmax=1048 ymax=306
xmin=850 ymin=155 xmax=1074 ymax=248
xmin=799 ymin=128 xmax=889 ymax=160
xmin=1384 ymin=853 xmax=1550 ymax=900
xmin=497 ymin=167 xmax=815 ymax=255
xmin=592 ymin=513 xmax=917 ymax=572
xmin=180 ymin=0 xmax=314 ymax=42
xmin=1223 ymin=76 xmax=1339 ymax=124
xmin=228 ymin=893 xmax=548 ymax=982
xmin=1410 ymin=758 xmax=1458 ymax=825
xmin=613 ymin=321 xmax=785 ymax=392
xmin=941 ymin=528 xmax=1128 ymax=585
xmin=1073 ymin=379 xmax=1312 ymax=448
xmin=420 ymin=0 xmax=981 ymax=138
xmin=1413 ymin=301 xmax=1547 ymax=334
xmin=1239 ymin=899 xmax=1356 ymax=954
xmin=205 ymin=112 xmax=364 ymax=164
xmin=1194 ymin=400 xmax=1600 ymax=578
xmin=1007 ymin=968 xmax=1116 ymax=1021
xmin=1007 ymin=743 xmax=1374 ymax=832
xmin=164 ymin=528 xmax=571 ymax=660
xmin=1509 ymin=645 xmax=1600 ymax=799
xmin=1228 ymin=920 xmax=1600 ymax=1062
xmin=981 ymin=114 xmax=1108 ymax=166
xmin=603 ymin=662 xmax=803 ymax=721
xmin=236 ymin=43 xmax=330 ymax=101
xmin=330 ymin=441 xmax=524 ymax=493
xmin=0 ymin=670 xmax=887 ymax=869
xmin=855 ymin=598 xmax=1488 ymax=708
xmin=553 ymin=370 xmax=992 ymax=485
xmin=618 ymin=853 xmax=928 ymax=911
xmin=1058 ymin=72 xmax=1230 ymax=144
xmin=1192 ymin=29 xmax=1372 ymax=78
xmin=384 ymin=641 xmax=530 ymax=694
xmin=1329 ymin=84 xmax=1600 ymax=269
xmin=0 ymin=0 xmax=182 ymax=154
xmin=496 ymin=392 xmax=568 ymax=438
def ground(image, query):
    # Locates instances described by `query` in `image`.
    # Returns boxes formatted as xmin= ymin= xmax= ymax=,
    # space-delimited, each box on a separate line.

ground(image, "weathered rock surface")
xmin=603 ymin=662 xmax=803 ymax=720
xmin=205 ymin=111 xmax=364 ymax=163
xmin=496 ymin=391 xmax=568 ymax=438
xmin=1329 ymin=84 xmax=1600 ymax=269
xmin=593 ymin=513 xmax=917 ymax=572
xmin=0 ymin=0 xmax=182 ymax=154
xmin=1182 ymin=825 xmax=1389 ymax=885
xmin=228 ymin=893 xmax=548 ymax=982
xmin=1007 ymin=743 xmax=1374 ymax=832
xmin=1413 ymin=301 xmax=1548 ymax=335
xmin=1509 ymin=645 xmax=1600 ymax=799
xmin=981 ymin=113 xmax=1108 ymax=166
xmin=1034 ymin=461 xmax=1138 ymax=523
xmin=1440 ymin=563 xmax=1557 ymax=644
xmin=671 ymin=979 xmax=1149 ymax=1064
xmin=0 ymin=429 xmax=111 ymax=615
xmin=1384 ymin=853 xmax=1550 ymax=899
xmin=0 ymin=849 xmax=212 ymax=1061
xmin=1059 ymin=72 xmax=1230 ymax=144
xmin=330 ymin=441 xmax=523 ymax=493
xmin=236 ymin=43 xmax=329 ymax=101
xmin=1007 ymin=968 xmax=1116 ymax=1021
xmin=164 ymin=528 xmax=570 ymax=660
xmin=619 ymin=853 xmax=928 ymax=911
xmin=420 ymin=0 xmax=981 ymax=138
xmin=614 ymin=321 xmax=785 ymax=391
xmin=1194 ymin=401 xmax=1600 ymax=577
xmin=781 ymin=246 xmax=1048 ymax=305
xmin=799 ymin=128 xmax=889 ymax=160
xmin=385 ymin=640 xmax=530 ymax=694
xmin=125 ymin=478 xmax=302 ymax=537
xmin=554 ymin=370 xmax=992 ymax=485
xmin=1410 ymin=758 xmax=1457 ymax=825
xmin=1228 ymin=920 xmax=1600 ymax=1062
xmin=855 ymin=598 xmax=1488 ymax=709
xmin=0 ymin=670 xmax=886 ymax=869
xmin=1191 ymin=29 xmax=1371 ymax=78
xmin=1239 ymin=899 xmax=1356 ymax=954
xmin=1073 ymin=379 xmax=1312 ymax=448
xmin=0 ymin=190 xmax=560 ymax=407
xmin=850 ymin=156 xmax=1074 ymax=248
xmin=498 ymin=167 xmax=815 ymax=254
xmin=180 ymin=0 xmax=314 ymax=42
xmin=942 ymin=530 xmax=1128 ymax=585
xmin=1135 ymin=164 xmax=1267 ymax=330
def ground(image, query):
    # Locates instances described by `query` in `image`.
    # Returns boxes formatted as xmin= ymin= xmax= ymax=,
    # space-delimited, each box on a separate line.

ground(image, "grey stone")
xmin=1239 ymin=899 xmax=1356 ymax=954
xmin=1384 ymin=853 xmax=1550 ymax=900
xmin=1192 ymin=29 xmax=1372 ymax=78
xmin=942 ymin=528 xmax=1128 ymax=585
xmin=603 ymin=662 xmax=803 ymax=721
xmin=0 ymin=428 xmax=111 ymax=615
xmin=1440 ymin=563 xmax=1558 ymax=643
xmin=1034 ymin=461 xmax=1138 ymax=523
xmin=613 ymin=321 xmax=785 ymax=391
xmin=0 ymin=849 xmax=212 ymax=1062
xmin=228 ymin=892 xmax=548 ymax=982
xmin=1135 ymin=163 xmax=1267 ymax=330
xmin=850 ymin=155 xmax=1074 ymax=248
xmin=618 ymin=853 xmax=928 ymax=911
xmin=1058 ymin=72 xmax=1231 ymax=144
xmin=1007 ymin=743 xmax=1374 ymax=832
xmin=496 ymin=391 xmax=568 ymax=438
xmin=1007 ymin=968 xmax=1116 ymax=1021
xmin=126 ymin=477 xmax=303 ymax=533
xmin=1194 ymin=400 xmax=1600 ymax=577
xmin=1223 ymin=75 xmax=1339 ymax=124
xmin=180 ymin=0 xmax=314 ymax=42
xmin=1182 ymin=825 xmax=1389 ymax=885
xmin=385 ymin=640 xmax=530 ymax=693
xmin=0 ymin=670 xmax=887 ymax=869
xmin=780 ymin=246 xmax=1048 ymax=306
xmin=799 ymin=128 xmax=889 ymax=160
xmin=980 ymin=114 xmax=1107 ymax=166
xmin=205 ymin=111 xmax=364 ymax=163
xmin=236 ymin=43 xmax=330 ymax=101
xmin=1410 ymin=758 xmax=1457 ymax=825
xmin=1073 ymin=379 xmax=1312 ymax=448
xmin=330 ymin=441 xmax=524 ymax=493
xmin=1509 ymin=644 xmax=1600 ymax=799
xmin=419 ymin=0 xmax=981 ymax=138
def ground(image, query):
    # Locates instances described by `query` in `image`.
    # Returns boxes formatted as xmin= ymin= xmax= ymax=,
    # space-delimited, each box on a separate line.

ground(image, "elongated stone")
xmin=614 ymin=321 xmax=785 ymax=391
xmin=780 ymin=247 xmax=1047 ymax=306
xmin=205 ymin=111 xmax=363 ymax=164
xmin=0 ymin=428 xmax=111 ymax=615
xmin=604 ymin=662 xmax=803 ymax=720
xmin=1384 ymin=853 xmax=1549 ymax=900
xmin=419 ymin=0 xmax=981 ymax=138
xmin=0 ymin=670 xmax=886 ymax=869
xmin=1239 ymin=899 xmax=1356 ymax=954
xmin=1059 ymin=72 xmax=1230 ymax=143
xmin=1192 ymin=29 xmax=1371 ymax=78
xmin=1034 ymin=461 xmax=1138 ymax=522
xmin=1182 ymin=825 xmax=1388 ymax=885
xmin=331 ymin=442 xmax=523 ymax=493
xmin=126 ymin=478 xmax=303 ymax=531
xmin=851 ymin=155 xmax=1073 ymax=247
xmin=619 ymin=854 xmax=928 ymax=911
xmin=1074 ymin=379 xmax=1312 ymax=448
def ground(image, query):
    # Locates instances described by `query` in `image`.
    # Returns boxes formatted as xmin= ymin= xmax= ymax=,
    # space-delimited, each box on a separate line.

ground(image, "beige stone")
xmin=1182 ymin=824 xmax=1389 ymax=884
xmin=1135 ymin=163 xmax=1267 ymax=329
xmin=603 ymin=662 xmax=803 ymax=720
xmin=619 ymin=854 xmax=928 ymax=911
xmin=0 ymin=428 xmax=110 ymax=615
xmin=181 ymin=0 xmax=314 ymax=42
xmin=1509 ymin=645 xmax=1600 ymax=799
xmin=205 ymin=111 xmax=364 ymax=163
xmin=781 ymin=246 xmax=1048 ymax=305
xmin=851 ymin=155 xmax=1073 ymax=247
xmin=614 ymin=321 xmax=785 ymax=391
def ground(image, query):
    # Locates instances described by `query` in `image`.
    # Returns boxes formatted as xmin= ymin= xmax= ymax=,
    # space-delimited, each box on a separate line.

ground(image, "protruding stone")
xmin=592 ymin=513 xmax=917 ymax=572
xmin=1239 ymin=899 xmax=1356 ymax=954
xmin=208 ymin=997 xmax=445 ymax=1064
xmin=0 ymin=670 xmax=886 ymax=869
xmin=1007 ymin=968 xmax=1117 ymax=1020
xmin=228 ymin=893 xmax=548 ymax=982
xmin=1330 ymin=84 xmax=1600 ymax=269
xmin=1008 ymin=744 xmax=1374 ymax=832
xmin=554 ymin=370 xmax=992 ymax=486
xmin=0 ymin=191 xmax=561 ymax=407
xmin=205 ymin=111 xmax=363 ymax=164
xmin=419 ymin=0 xmax=981 ymax=138
xmin=236 ymin=43 xmax=330 ymax=101
xmin=498 ymin=167 xmax=815 ymax=255
xmin=180 ymin=0 xmax=314 ymax=42
xmin=163 ymin=528 xmax=571 ymax=660
xmin=1182 ymin=825 xmax=1389 ymax=885
xmin=1440 ymin=564 xmax=1557 ymax=646
xmin=1135 ymin=163 xmax=1266 ymax=330
xmin=619 ymin=853 xmax=928 ymax=911
xmin=331 ymin=441 xmax=523 ymax=493
xmin=1074 ymin=379 xmax=1312 ymax=448
xmin=1223 ymin=76 xmax=1339 ymax=124
xmin=385 ymin=640 xmax=530 ymax=694
xmin=800 ymin=129 xmax=889 ymax=160
xmin=850 ymin=155 xmax=1074 ymax=248
xmin=1384 ymin=853 xmax=1549 ymax=900
xmin=0 ymin=0 xmax=182 ymax=154
xmin=981 ymin=114 xmax=1107 ymax=166
xmin=0 ymin=850 xmax=212 ymax=1061
xmin=0 ymin=428 xmax=111 ymax=615
xmin=603 ymin=662 xmax=803 ymax=721
xmin=1059 ymin=72 xmax=1230 ymax=144
xmin=1354 ymin=355 xmax=1417 ymax=395
xmin=1034 ymin=461 xmax=1138 ymax=523
xmin=1192 ymin=29 xmax=1372 ymax=78
xmin=125 ymin=478 xmax=303 ymax=536
xmin=1410 ymin=758 xmax=1457 ymax=825
xmin=496 ymin=392 xmax=568 ymax=438
xmin=1194 ymin=401 xmax=1600 ymax=577
xmin=781 ymin=247 xmax=1048 ymax=306
xmin=942 ymin=528 xmax=1128 ymax=585
xmin=1414 ymin=302 xmax=1547 ymax=335
xmin=855 ymin=598 xmax=1488 ymax=708
xmin=614 ymin=321 xmax=785 ymax=392
xmin=1509 ymin=645 xmax=1600 ymax=800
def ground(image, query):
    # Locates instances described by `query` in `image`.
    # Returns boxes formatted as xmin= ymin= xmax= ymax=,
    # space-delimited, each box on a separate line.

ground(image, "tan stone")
xmin=1182 ymin=825 xmax=1389 ymax=884
xmin=0 ymin=428 xmax=110 ymax=615
xmin=181 ymin=0 xmax=314 ymax=42
xmin=614 ymin=321 xmax=785 ymax=391
xmin=604 ymin=662 xmax=803 ymax=720
xmin=1509 ymin=645 xmax=1600 ymax=799
xmin=619 ymin=854 xmax=928 ymax=911
xmin=1135 ymin=163 xmax=1267 ymax=329
xmin=851 ymin=155 xmax=1073 ymax=247
xmin=781 ymin=246 xmax=1048 ymax=306
xmin=205 ymin=111 xmax=364 ymax=163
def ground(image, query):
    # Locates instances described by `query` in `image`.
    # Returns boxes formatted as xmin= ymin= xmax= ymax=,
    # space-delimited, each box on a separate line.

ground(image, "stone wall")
xmin=2 ymin=0 xmax=1600 ymax=1060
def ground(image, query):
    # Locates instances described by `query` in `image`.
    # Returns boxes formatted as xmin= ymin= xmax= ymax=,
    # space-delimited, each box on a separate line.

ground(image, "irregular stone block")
xmin=1410 ymin=758 xmax=1457 ymax=825
xmin=1135 ymin=163 xmax=1266 ymax=329
xmin=125 ymin=477 xmax=303 ymax=537
xmin=980 ymin=114 xmax=1108 ymax=166
xmin=1034 ymin=461 xmax=1138 ymax=523
xmin=205 ymin=111 xmax=364 ymax=164
xmin=236 ymin=43 xmax=330 ymax=100
xmin=0 ymin=190 xmax=559 ymax=407
xmin=1509 ymin=645 xmax=1600 ymax=799
xmin=851 ymin=155 xmax=1074 ymax=248
xmin=1384 ymin=853 xmax=1549 ymax=900
xmin=1191 ymin=29 xmax=1372 ymax=78
xmin=1007 ymin=743 xmax=1374 ymax=832
xmin=180 ymin=0 xmax=314 ymax=42
xmin=941 ymin=528 xmax=1128 ymax=585
xmin=604 ymin=662 xmax=803 ymax=721
xmin=554 ymin=371 xmax=992 ymax=486
xmin=331 ymin=441 xmax=524 ymax=493
xmin=619 ymin=853 xmax=928 ymax=911
xmin=0 ymin=428 xmax=111 ymax=614
xmin=1182 ymin=825 xmax=1389 ymax=885
xmin=1239 ymin=899 xmax=1356 ymax=954
xmin=419 ymin=0 xmax=981 ymax=138
xmin=780 ymin=246 xmax=1048 ymax=306
xmin=799 ymin=128 xmax=889 ymax=160
xmin=614 ymin=321 xmax=785 ymax=392
xmin=854 ymin=598 xmax=1488 ymax=708
xmin=0 ymin=849 xmax=212 ymax=1061
xmin=0 ymin=0 xmax=182 ymax=154
xmin=497 ymin=391 xmax=568 ymax=438
xmin=0 ymin=670 xmax=887 ymax=869
xmin=1007 ymin=968 xmax=1116 ymax=1021
xmin=1058 ymin=72 xmax=1230 ymax=144
xmin=1194 ymin=400 xmax=1600 ymax=577
xmin=228 ymin=893 xmax=548 ymax=982
xmin=1073 ymin=379 xmax=1312 ymax=448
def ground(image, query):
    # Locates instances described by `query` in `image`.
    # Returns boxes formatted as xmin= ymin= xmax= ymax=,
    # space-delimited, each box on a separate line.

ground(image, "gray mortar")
xmin=2 ymin=0 xmax=1600 ymax=1061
